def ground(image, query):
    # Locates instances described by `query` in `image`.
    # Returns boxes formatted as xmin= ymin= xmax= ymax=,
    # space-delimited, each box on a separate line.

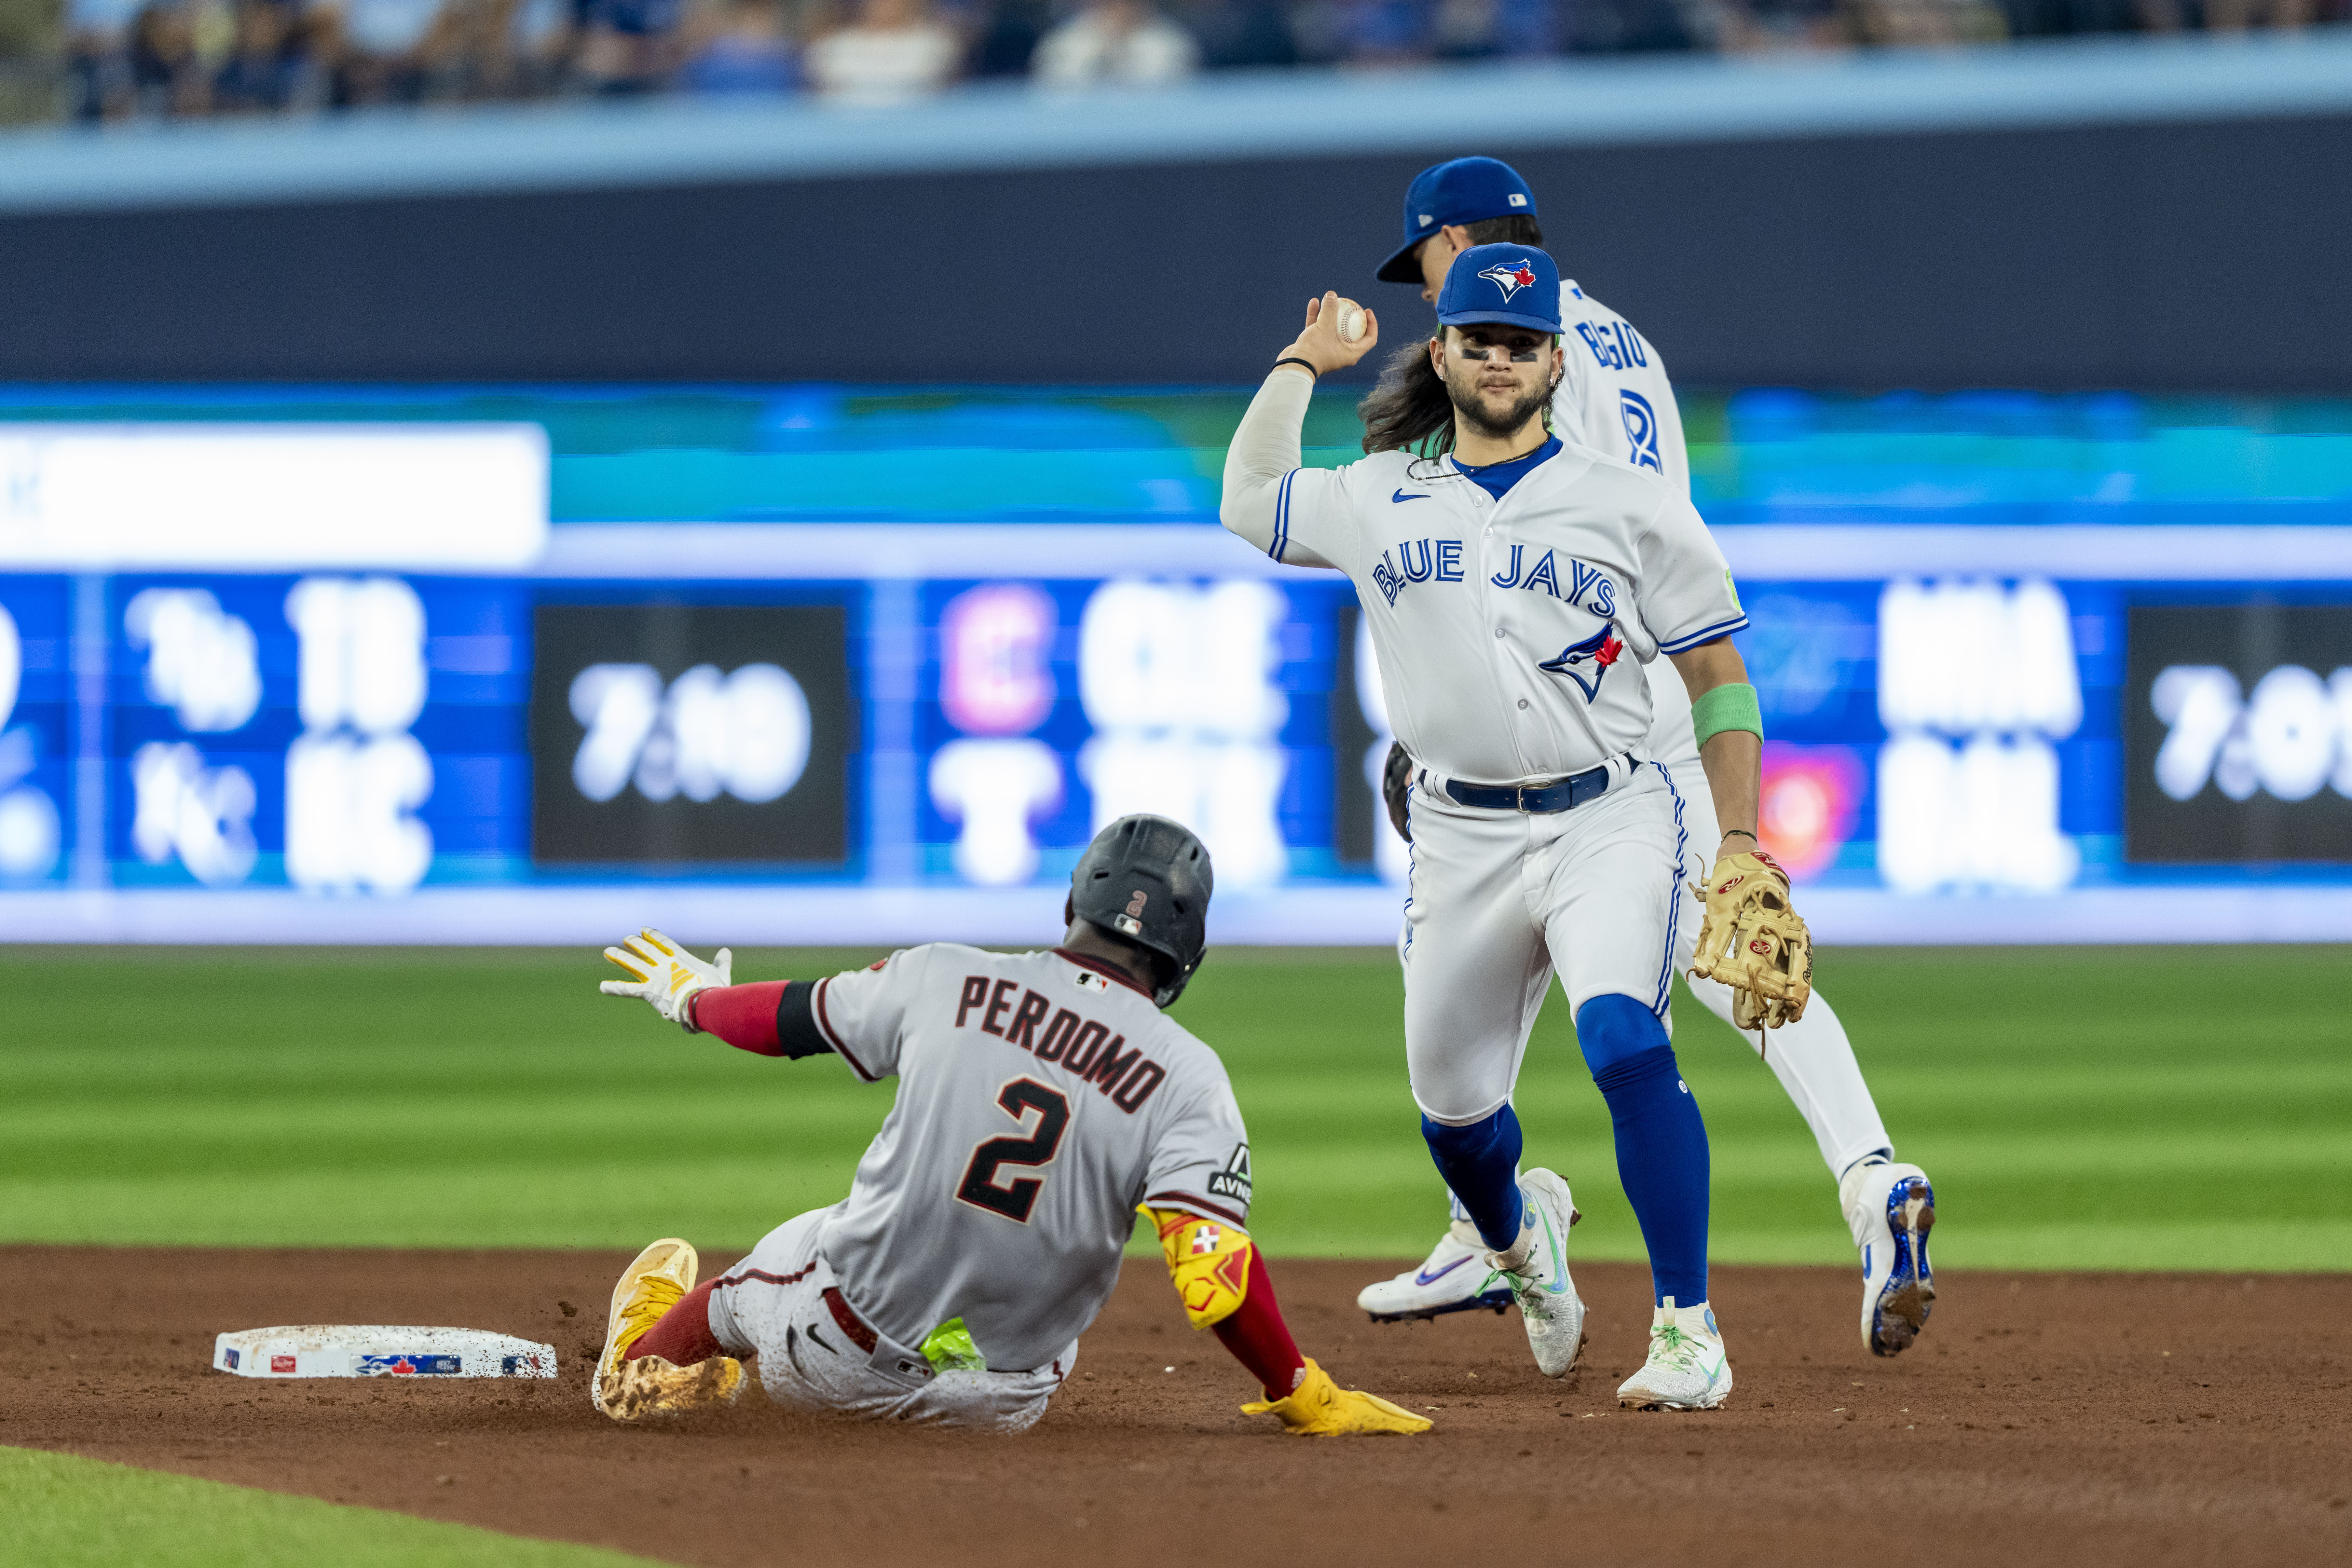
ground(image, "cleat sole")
xmin=1366 ymin=1289 xmax=1515 ymax=1325
xmin=1868 ymin=1177 xmax=1936 ymax=1357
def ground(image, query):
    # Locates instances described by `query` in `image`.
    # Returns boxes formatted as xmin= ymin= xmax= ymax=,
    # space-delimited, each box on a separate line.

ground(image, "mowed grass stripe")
xmin=0 ymin=1447 xmax=661 ymax=1568
xmin=0 ymin=945 xmax=2343 ymax=1270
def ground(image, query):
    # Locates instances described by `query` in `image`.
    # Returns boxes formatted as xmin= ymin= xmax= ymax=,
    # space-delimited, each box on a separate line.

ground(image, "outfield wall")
xmin=1 ymin=34 xmax=2350 ymax=389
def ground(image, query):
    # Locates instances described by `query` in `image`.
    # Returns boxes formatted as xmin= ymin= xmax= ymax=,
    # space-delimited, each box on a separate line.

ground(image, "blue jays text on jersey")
xmin=1372 ymin=534 xmax=1618 ymax=623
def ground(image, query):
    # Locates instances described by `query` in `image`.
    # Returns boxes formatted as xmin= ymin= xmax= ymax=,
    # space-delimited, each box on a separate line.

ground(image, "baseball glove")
xmin=1381 ymin=742 xmax=1414 ymax=843
xmin=1688 ymin=850 xmax=1812 ymax=1032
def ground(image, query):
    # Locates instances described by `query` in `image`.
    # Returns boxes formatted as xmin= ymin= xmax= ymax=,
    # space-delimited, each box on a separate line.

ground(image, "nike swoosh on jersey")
xmin=1391 ymin=489 xmax=1429 ymax=503
xmin=1413 ymin=1255 xmax=1473 ymax=1286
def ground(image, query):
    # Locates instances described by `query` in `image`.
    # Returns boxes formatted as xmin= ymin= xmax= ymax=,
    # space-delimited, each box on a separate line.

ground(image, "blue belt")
xmin=1444 ymin=762 xmax=1613 ymax=814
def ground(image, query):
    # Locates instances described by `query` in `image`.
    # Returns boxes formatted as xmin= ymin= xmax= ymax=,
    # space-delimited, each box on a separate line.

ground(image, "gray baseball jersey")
xmin=810 ymin=942 xmax=1251 ymax=1373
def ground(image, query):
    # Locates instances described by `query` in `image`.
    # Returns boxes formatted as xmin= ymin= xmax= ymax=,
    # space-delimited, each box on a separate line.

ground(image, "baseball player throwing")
xmin=1223 ymin=242 xmax=1791 ymax=1410
xmin=590 ymin=813 xmax=1428 ymax=1437
xmin=1354 ymin=157 xmax=1935 ymax=1362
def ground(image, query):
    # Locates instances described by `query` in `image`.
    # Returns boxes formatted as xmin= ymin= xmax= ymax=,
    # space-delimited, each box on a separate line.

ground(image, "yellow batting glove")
xmin=1241 ymin=1358 xmax=1431 ymax=1437
xmin=599 ymin=929 xmax=732 ymax=1030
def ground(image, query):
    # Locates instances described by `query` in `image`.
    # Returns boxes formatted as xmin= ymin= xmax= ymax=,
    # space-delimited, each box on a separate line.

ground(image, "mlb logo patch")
xmin=270 ymin=1355 xmax=297 ymax=1373
xmin=223 ymin=1348 xmax=240 ymax=1369
xmin=1507 ymin=193 xmax=1527 ymax=207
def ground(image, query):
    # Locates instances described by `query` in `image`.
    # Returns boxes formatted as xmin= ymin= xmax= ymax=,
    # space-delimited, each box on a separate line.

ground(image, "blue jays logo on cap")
xmin=1477 ymin=259 xmax=1540 ymax=301
xmin=1438 ymin=243 xmax=1563 ymax=335
xmin=1377 ymin=157 xmax=1539 ymax=284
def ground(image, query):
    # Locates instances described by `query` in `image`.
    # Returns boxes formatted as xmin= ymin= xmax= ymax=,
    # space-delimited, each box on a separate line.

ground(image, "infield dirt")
xmin=5 ymin=1246 xmax=2346 ymax=1567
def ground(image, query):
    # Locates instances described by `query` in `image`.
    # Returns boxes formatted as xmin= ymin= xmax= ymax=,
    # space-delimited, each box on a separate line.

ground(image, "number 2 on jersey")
xmin=955 ymin=1077 xmax=1071 ymax=1223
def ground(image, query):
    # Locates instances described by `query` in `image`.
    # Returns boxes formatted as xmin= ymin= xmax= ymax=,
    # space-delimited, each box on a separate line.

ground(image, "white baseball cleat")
xmin=1841 ymin=1159 xmax=1936 ymax=1357
xmin=1617 ymin=1299 xmax=1733 ymax=1411
xmin=1482 ymin=1168 xmax=1586 ymax=1377
xmin=1358 ymin=1220 xmax=1515 ymax=1323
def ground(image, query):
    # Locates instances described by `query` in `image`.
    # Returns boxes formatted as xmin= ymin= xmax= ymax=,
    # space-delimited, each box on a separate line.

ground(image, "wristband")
xmin=1690 ymin=681 xmax=1763 ymax=750
xmin=1272 ymin=357 xmax=1319 ymax=379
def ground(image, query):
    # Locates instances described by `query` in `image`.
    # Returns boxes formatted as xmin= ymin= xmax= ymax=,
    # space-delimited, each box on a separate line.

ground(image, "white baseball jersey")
xmin=1237 ymin=385 xmax=1746 ymax=786
xmin=1551 ymin=280 xmax=1689 ymax=497
xmin=810 ymin=943 xmax=1251 ymax=1373
xmin=1549 ymin=280 xmax=1704 ymax=769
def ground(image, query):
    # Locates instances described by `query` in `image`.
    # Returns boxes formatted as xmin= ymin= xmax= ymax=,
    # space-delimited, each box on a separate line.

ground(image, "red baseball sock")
xmin=1212 ymin=1249 xmax=1307 ymax=1401
xmin=624 ymin=1278 xmax=722 ymax=1366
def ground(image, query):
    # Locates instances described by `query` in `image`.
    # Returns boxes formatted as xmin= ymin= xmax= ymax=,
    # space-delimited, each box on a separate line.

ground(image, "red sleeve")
xmin=688 ymin=982 xmax=788 ymax=1057
xmin=1211 ymin=1247 xmax=1307 ymax=1402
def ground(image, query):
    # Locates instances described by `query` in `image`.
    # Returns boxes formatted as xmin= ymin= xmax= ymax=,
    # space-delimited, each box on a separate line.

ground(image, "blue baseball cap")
xmin=1376 ymin=157 xmax=1539 ymax=284
xmin=1437 ymin=244 xmax=1563 ymax=334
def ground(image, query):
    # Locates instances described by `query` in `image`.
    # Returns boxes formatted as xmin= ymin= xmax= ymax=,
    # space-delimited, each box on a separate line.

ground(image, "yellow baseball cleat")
xmin=593 ymin=1237 xmax=745 ymax=1423
xmin=1241 ymin=1358 xmax=1431 ymax=1436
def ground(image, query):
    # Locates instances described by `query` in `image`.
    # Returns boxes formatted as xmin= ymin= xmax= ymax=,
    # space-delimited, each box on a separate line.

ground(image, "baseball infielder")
xmin=1223 ymin=242 xmax=1808 ymax=1410
xmin=1353 ymin=158 xmax=1936 ymax=1361
xmin=590 ymin=813 xmax=1427 ymax=1437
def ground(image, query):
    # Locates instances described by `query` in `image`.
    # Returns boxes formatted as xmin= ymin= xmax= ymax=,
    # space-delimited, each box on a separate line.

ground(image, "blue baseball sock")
xmin=1576 ymin=995 xmax=1711 ymax=1307
xmin=1420 ymin=1104 xmax=1525 ymax=1252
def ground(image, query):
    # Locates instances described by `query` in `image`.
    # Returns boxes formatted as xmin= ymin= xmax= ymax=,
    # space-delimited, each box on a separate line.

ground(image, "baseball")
xmin=1333 ymin=299 xmax=1366 ymax=345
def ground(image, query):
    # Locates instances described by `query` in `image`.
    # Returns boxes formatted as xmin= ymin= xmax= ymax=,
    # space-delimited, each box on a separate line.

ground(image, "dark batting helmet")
xmin=1067 ymin=813 xmax=1213 ymax=1008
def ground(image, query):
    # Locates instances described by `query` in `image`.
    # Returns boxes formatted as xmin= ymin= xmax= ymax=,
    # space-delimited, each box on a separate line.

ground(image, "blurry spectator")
xmin=804 ymin=0 xmax=957 ymax=102
xmin=1179 ymin=0 xmax=1295 ymax=67
xmin=678 ymin=0 xmax=796 ymax=90
xmin=2202 ymin=0 xmax=2314 ymax=26
xmin=128 ymin=1 xmax=205 ymax=112
xmin=1840 ymin=0 xmax=2003 ymax=43
xmin=1429 ymin=0 xmax=1559 ymax=55
xmin=503 ymin=0 xmax=575 ymax=94
xmin=577 ymin=0 xmax=686 ymax=91
xmin=969 ymin=0 xmax=1048 ymax=74
xmin=336 ymin=0 xmax=443 ymax=100
xmin=212 ymin=0 xmax=297 ymax=108
xmin=1032 ymin=0 xmax=1198 ymax=85
xmin=1338 ymin=0 xmax=1430 ymax=61
xmin=61 ymin=0 xmax=144 ymax=118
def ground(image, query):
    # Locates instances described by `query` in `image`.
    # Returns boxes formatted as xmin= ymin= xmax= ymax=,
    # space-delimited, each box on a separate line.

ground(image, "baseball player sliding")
xmin=1223 ymin=242 xmax=1809 ymax=1411
xmin=1354 ymin=158 xmax=1936 ymax=1362
xmin=590 ymin=814 xmax=1427 ymax=1437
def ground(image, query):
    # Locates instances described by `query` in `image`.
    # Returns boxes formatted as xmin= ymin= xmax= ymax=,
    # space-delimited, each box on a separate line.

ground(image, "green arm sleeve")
xmin=1690 ymin=681 xmax=1763 ymax=750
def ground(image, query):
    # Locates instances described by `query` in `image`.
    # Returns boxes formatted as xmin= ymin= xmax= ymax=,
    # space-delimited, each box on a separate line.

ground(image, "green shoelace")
xmin=1649 ymin=1323 xmax=1704 ymax=1371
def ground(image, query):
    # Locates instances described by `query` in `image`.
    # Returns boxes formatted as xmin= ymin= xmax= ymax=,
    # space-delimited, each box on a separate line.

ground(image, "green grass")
xmin=1 ymin=945 xmax=2345 ymax=1271
xmin=0 ymin=1446 xmax=658 ymax=1567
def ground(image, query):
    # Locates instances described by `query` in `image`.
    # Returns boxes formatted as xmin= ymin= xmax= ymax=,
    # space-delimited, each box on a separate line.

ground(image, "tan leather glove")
xmin=1688 ymin=850 xmax=1813 ymax=1031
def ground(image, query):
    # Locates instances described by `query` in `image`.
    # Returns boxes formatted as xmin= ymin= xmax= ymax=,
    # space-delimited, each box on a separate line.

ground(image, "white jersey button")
xmin=1517 ymin=699 xmax=1530 ymax=710
xmin=1494 ymin=627 xmax=1506 ymax=639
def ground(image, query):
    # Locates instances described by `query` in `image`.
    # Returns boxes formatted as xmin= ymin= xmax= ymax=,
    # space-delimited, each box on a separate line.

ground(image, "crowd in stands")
xmin=14 ymin=0 xmax=2343 ymax=122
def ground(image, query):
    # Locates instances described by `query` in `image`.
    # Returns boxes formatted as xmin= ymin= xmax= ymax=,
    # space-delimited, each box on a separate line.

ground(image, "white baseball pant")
xmin=707 ymin=1206 xmax=1077 ymax=1434
xmin=1401 ymin=756 xmax=1691 ymax=1124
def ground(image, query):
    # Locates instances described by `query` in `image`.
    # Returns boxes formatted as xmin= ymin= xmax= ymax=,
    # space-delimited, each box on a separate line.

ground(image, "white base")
xmin=212 ymin=1325 xmax=556 ymax=1379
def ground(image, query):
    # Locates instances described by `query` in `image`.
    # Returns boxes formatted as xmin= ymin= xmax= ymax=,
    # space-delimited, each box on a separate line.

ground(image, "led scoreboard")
xmin=3 ymin=393 xmax=2350 ymax=947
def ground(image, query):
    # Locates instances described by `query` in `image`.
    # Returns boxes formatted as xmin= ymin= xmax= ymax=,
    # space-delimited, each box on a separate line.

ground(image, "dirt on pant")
xmin=4 ymin=1246 xmax=2346 ymax=1567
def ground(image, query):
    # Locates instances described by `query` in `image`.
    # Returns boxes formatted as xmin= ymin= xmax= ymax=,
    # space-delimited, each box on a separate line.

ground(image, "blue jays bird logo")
xmin=1478 ymin=260 xmax=1540 ymax=301
xmin=1538 ymin=625 xmax=1624 ymax=701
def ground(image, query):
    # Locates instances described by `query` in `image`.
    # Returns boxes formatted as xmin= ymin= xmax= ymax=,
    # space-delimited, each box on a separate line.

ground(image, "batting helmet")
xmin=1067 ymin=814 xmax=1213 ymax=1008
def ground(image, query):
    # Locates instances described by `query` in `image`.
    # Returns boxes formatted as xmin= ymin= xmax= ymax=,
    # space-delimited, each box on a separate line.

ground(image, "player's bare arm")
xmin=1665 ymin=634 xmax=1762 ymax=862
xmin=1671 ymin=635 xmax=1814 ymax=1037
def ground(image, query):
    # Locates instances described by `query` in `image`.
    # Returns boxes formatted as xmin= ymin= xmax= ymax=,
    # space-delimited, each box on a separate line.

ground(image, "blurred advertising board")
xmin=2 ymin=391 xmax=2350 ymax=946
